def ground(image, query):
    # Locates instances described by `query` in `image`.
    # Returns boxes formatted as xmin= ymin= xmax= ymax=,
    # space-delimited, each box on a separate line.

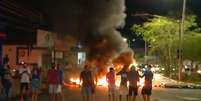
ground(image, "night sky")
xmin=5 ymin=0 xmax=201 ymax=47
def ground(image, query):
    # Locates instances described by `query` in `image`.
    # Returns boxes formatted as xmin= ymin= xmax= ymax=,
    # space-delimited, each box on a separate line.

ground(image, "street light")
xmin=123 ymin=37 xmax=131 ymax=47
xmin=178 ymin=0 xmax=186 ymax=81
xmin=123 ymin=38 xmax=127 ymax=42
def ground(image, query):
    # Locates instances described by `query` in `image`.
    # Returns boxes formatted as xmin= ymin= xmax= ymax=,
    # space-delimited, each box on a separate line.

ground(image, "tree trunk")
xmin=168 ymin=45 xmax=172 ymax=78
xmin=165 ymin=54 xmax=169 ymax=77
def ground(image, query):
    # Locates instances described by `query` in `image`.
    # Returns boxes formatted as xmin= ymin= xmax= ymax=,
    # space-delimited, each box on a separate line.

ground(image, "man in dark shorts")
xmin=19 ymin=63 xmax=31 ymax=101
xmin=127 ymin=66 xmax=139 ymax=101
xmin=80 ymin=64 xmax=94 ymax=101
xmin=141 ymin=65 xmax=153 ymax=101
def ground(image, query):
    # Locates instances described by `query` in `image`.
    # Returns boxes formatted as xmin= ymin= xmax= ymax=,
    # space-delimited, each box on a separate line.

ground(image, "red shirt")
xmin=48 ymin=69 xmax=59 ymax=85
xmin=106 ymin=71 xmax=115 ymax=85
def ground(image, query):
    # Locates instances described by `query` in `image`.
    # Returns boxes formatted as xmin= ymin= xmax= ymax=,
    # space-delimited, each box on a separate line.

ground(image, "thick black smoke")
xmin=44 ymin=0 xmax=134 ymax=73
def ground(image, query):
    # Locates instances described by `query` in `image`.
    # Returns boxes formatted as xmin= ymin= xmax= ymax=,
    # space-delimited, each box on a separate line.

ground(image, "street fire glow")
xmin=97 ymin=76 xmax=108 ymax=87
xmin=69 ymin=76 xmax=145 ymax=87
xmin=70 ymin=77 xmax=110 ymax=87
xmin=70 ymin=78 xmax=81 ymax=85
xmin=138 ymin=77 xmax=145 ymax=87
xmin=69 ymin=63 xmax=146 ymax=87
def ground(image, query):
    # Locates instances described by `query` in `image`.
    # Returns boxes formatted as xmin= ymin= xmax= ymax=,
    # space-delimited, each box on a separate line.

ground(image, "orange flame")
xmin=97 ymin=76 xmax=108 ymax=87
xmin=69 ymin=77 xmax=145 ymax=87
xmin=70 ymin=78 xmax=81 ymax=85
xmin=69 ymin=63 xmax=146 ymax=88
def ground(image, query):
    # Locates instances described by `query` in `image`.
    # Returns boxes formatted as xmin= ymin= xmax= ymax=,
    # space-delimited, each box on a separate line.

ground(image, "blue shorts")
xmin=32 ymin=79 xmax=40 ymax=91
xmin=81 ymin=87 xmax=92 ymax=96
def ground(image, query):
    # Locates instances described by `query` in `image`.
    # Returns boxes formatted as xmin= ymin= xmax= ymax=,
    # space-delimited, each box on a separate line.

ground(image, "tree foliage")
xmin=131 ymin=15 xmax=201 ymax=64
xmin=183 ymin=34 xmax=201 ymax=61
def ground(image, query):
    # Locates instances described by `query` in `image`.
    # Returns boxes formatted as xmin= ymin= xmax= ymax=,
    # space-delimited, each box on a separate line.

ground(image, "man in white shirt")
xmin=19 ymin=63 xmax=31 ymax=101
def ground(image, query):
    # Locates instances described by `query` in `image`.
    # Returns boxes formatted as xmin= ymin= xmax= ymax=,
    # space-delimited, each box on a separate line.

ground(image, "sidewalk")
xmin=155 ymin=74 xmax=201 ymax=89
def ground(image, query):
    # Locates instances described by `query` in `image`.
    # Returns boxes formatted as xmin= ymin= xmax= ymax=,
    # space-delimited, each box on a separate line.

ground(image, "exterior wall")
xmin=16 ymin=47 xmax=46 ymax=67
xmin=2 ymin=45 xmax=16 ymax=68
xmin=2 ymin=29 xmax=86 ymax=69
xmin=37 ymin=29 xmax=81 ymax=69
xmin=37 ymin=29 xmax=54 ymax=48
xmin=2 ymin=45 xmax=46 ymax=68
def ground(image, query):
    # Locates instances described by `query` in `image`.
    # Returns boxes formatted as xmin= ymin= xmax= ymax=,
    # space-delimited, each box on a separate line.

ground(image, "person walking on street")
xmin=47 ymin=63 xmax=60 ymax=101
xmin=106 ymin=67 xmax=116 ymax=101
xmin=127 ymin=66 xmax=140 ymax=101
xmin=117 ymin=67 xmax=128 ymax=101
xmin=141 ymin=65 xmax=153 ymax=101
xmin=80 ymin=64 xmax=94 ymax=101
xmin=19 ymin=63 xmax=31 ymax=101
xmin=2 ymin=64 xmax=12 ymax=100
xmin=31 ymin=64 xmax=40 ymax=101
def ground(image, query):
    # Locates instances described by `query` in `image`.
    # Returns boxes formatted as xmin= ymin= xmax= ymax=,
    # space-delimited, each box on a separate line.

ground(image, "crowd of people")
xmin=80 ymin=64 xmax=153 ymax=101
xmin=0 ymin=55 xmax=153 ymax=101
xmin=0 ymin=60 xmax=64 ymax=101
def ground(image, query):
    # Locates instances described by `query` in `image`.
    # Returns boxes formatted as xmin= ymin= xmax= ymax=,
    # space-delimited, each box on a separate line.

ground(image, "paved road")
xmin=1 ymin=86 xmax=201 ymax=101
xmin=40 ymin=70 xmax=201 ymax=101
xmin=39 ymin=86 xmax=144 ymax=101
xmin=39 ymin=86 xmax=201 ymax=101
xmin=1 ymin=72 xmax=201 ymax=101
xmin=152 ymin=88 xmax=201 ymax=101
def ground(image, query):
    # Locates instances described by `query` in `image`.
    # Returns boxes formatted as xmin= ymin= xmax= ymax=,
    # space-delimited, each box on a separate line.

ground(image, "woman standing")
xmin=31 ymin=64 xmax=40 ymax=101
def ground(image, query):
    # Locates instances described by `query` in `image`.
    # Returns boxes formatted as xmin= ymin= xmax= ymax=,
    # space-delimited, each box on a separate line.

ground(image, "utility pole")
xmin=144 ymin=41 xmax=147 ymax=64
xmin=178 ymin=0 xmax=186 ymax=81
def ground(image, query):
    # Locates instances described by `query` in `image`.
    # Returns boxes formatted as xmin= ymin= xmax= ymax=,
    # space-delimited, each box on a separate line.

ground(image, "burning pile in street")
xmin=69 ymin=74 xmax=145 ymax=88
xmin=68 ymin=63 xmax=146 ymax=88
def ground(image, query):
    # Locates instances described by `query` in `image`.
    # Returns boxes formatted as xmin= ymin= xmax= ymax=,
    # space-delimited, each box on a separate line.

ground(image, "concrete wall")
xmin=2 ymin=45 xmax=16 ymax=68
xmin=2 ymin=45 xmax=46 ymax=68
xmin=2 ymin=29 xmax=84 ymax=69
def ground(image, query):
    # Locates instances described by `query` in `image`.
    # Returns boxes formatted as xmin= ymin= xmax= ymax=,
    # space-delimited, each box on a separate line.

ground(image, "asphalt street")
xmin=1 ymin=73 xmax=201 ymax=101
xmin=152 ymin=88 xmax=201 ymax=101
xmin=38 ymin=86 xmax=201 ymax=101
xmin=1 ymin=86 xmax=201 ymax=101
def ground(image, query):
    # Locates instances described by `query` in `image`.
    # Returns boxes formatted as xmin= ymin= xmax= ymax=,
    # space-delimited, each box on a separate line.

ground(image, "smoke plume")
xmin=44 ymin=0 xmax=134 ymax=73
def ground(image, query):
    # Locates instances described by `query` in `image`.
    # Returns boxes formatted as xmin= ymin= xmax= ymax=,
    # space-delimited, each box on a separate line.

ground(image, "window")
xmin=77 ymin=52 xmax=86 ymax=65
